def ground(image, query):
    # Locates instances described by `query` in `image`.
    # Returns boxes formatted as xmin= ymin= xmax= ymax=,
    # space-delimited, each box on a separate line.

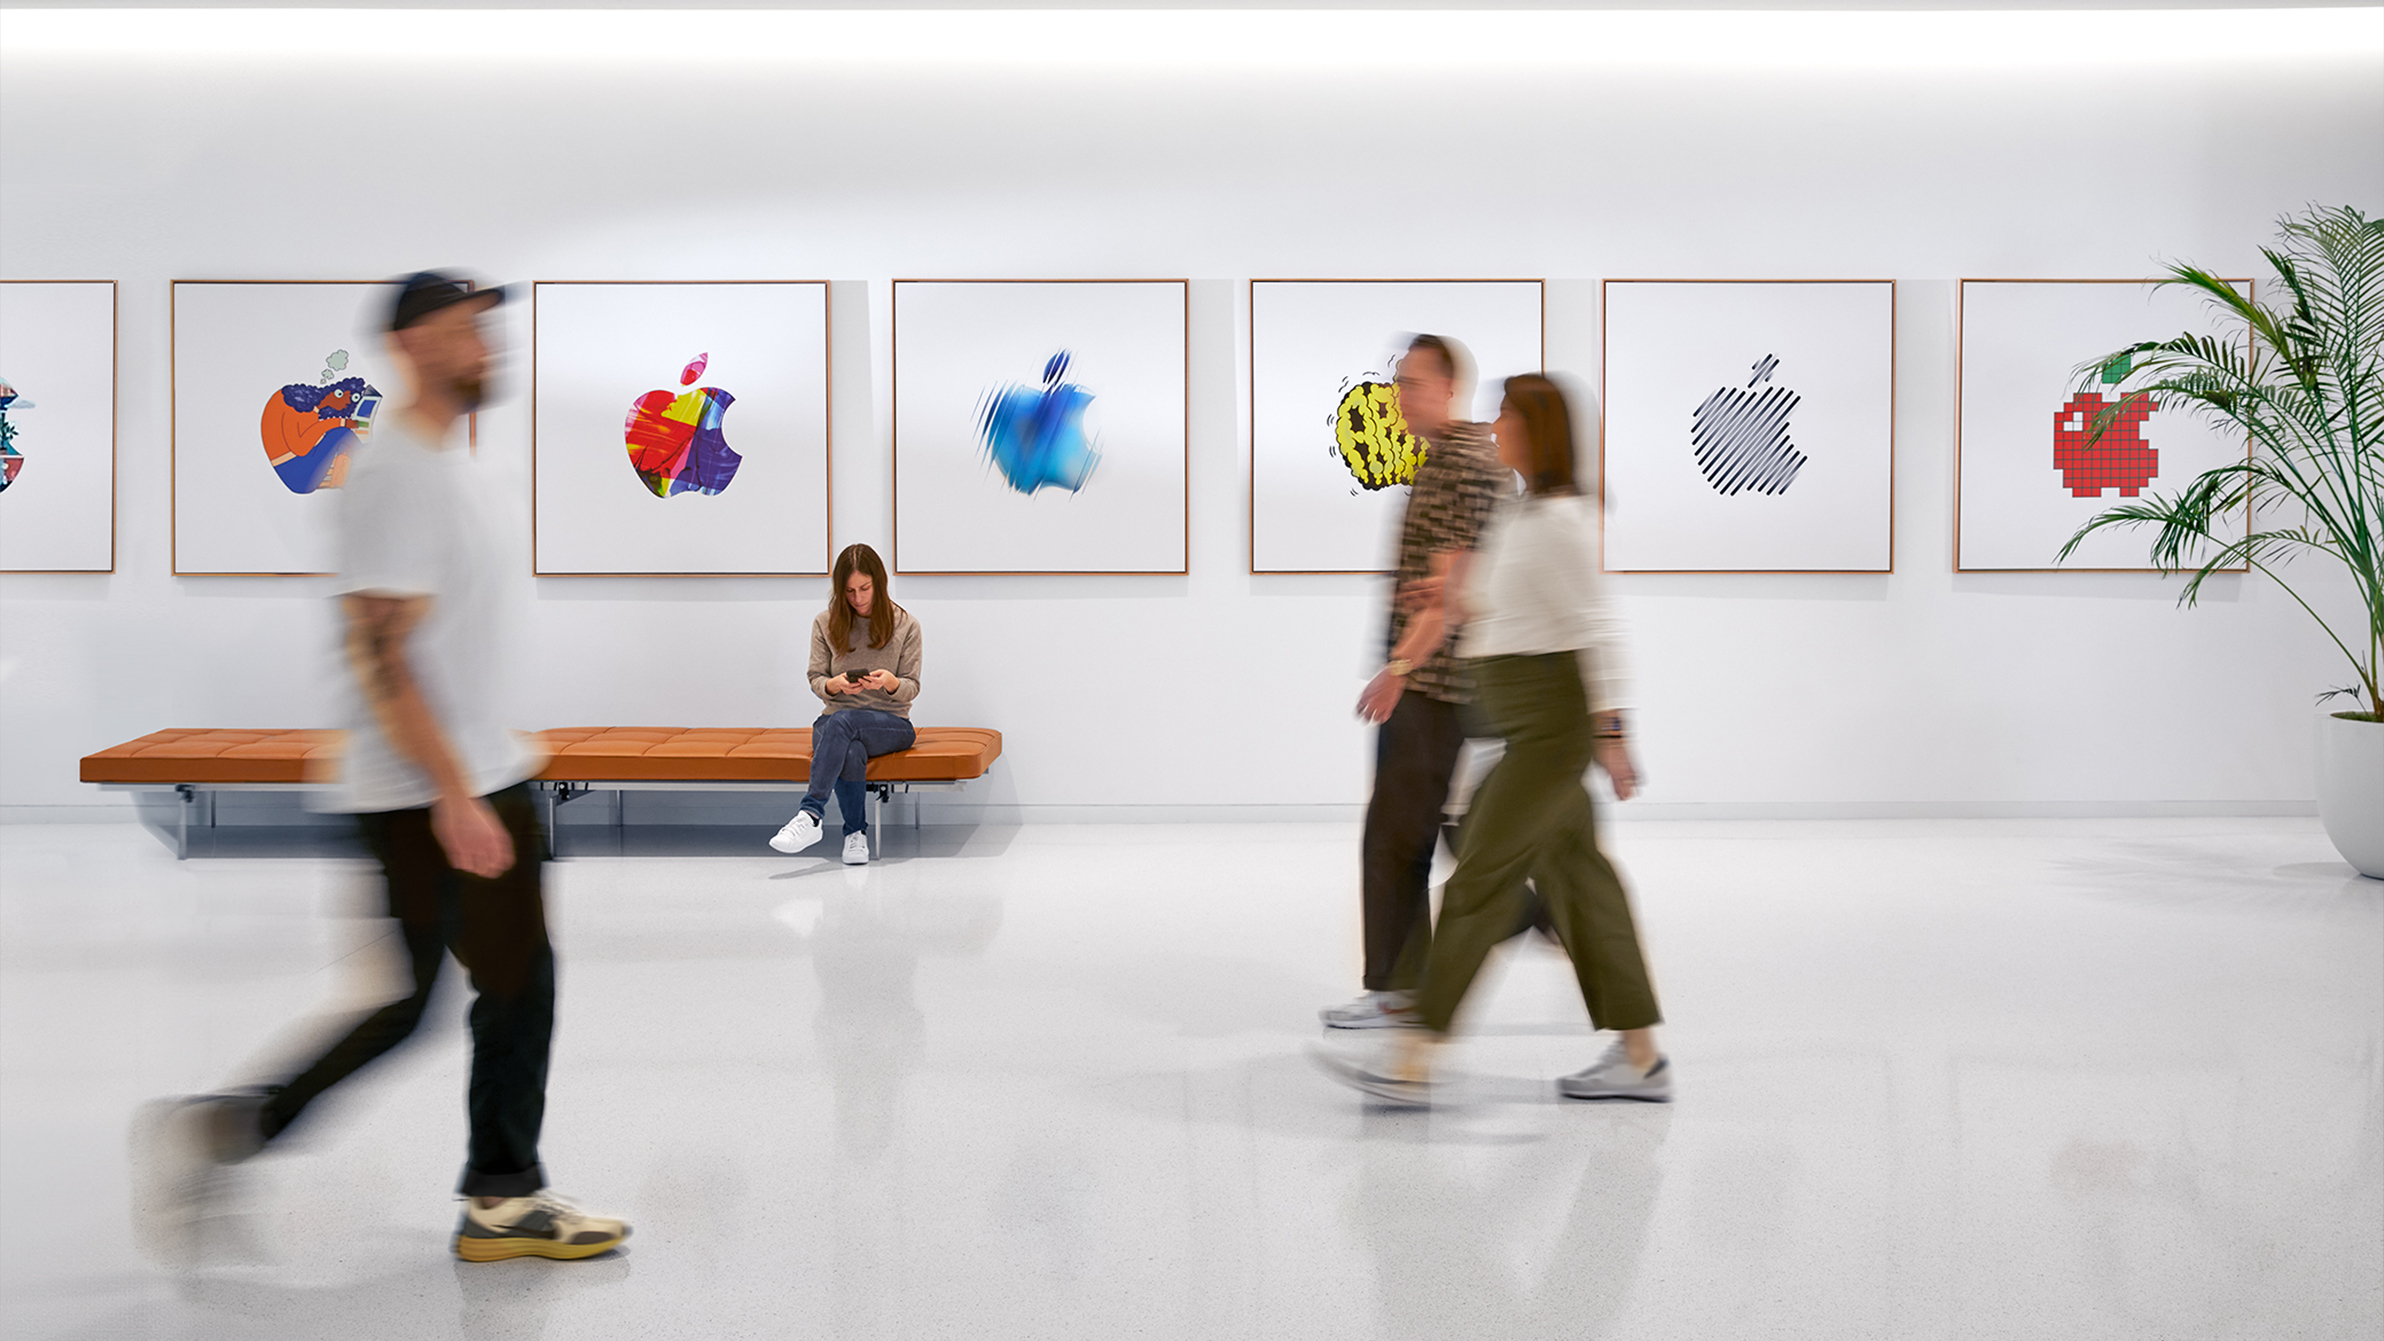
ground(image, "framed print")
xmin=893 ymin=279 xmax=1187 ymax=575
xmin=1601 ymin=279 xmax=1896 ymax=573
xmin=172 ymin=280 xmax=405 ymax=576
xmin=1957 ymin=278 xmax=2253 ymax=572
xmin=0 ymin=280 xmax=115 ymax=572
xmin=1249 ymin=279 xmax=1543 ymax=573
xmin=533 ymin=281 xmax=831 ymax=576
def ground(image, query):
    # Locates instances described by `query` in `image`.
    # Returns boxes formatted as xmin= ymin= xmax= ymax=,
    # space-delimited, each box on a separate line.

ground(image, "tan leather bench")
xmin=82 ymin=726 xmax=1003 ymax=856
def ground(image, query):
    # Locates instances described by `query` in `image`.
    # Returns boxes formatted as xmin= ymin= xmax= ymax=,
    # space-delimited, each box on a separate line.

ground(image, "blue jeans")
xmin=803 ymin=710 xmax=916 ymax=834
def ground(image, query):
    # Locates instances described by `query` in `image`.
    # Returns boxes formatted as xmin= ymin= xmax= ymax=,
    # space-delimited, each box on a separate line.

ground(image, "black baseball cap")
xmin=387 ymin=270 xmax=505 ymax=332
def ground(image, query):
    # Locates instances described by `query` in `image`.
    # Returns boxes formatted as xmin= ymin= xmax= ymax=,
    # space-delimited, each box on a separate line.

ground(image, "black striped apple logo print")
xmin=1690 ymin=354 xmax=1806 ymax=496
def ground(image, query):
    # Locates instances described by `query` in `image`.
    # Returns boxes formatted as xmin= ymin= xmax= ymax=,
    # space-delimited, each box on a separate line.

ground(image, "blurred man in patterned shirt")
xmin=1324 ymin=334 xmax=1511 ymax=1030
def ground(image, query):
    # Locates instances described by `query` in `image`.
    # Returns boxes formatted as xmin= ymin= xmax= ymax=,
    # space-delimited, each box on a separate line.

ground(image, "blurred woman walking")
xmin=1325 ymin=373 xmax=1670 ymax=1105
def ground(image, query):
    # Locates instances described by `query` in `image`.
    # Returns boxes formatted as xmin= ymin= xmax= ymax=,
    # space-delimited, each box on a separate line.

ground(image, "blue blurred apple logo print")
xmin=975 ymin=350 xmax=1100 ymax=496
xmin=1690 ymin=354 xmax=1806 ymax=496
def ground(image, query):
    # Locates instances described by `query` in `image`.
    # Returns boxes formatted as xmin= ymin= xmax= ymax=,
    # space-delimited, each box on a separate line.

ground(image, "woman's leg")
xmin=802 ymin=713 xmax=862 ymax=818
xmin=1530 ymin=786 xmax=1662 ymax=1034
xmin=834 ymin=713 xmax=916 ymax=835
xmin=1411 ymin=656 xmax=1598 ymax=1036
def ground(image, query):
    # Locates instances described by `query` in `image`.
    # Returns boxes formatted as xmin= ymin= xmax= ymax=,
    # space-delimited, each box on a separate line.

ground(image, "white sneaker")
xmin=842 ymin=831 xmax=870 ymax=865
xmin=769 ymin=811 xmax=822 ymax=854
xmin=1319 ymin=990 xmax=1418 ymax=1030
xmin=1557 ymin=1038 xmax=1673 ymax=1102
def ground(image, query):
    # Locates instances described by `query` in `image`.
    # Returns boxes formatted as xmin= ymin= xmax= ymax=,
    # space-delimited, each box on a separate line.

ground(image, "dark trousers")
xmin=1359 ymin=691 xmax=1467 ymax=992
xmin=1415 ymin=655 xmax=1663 ymax=1036
xmin=803 ymin=709 xmax=916 ymax=835
xmin=258 ymin=783 xmax=554 ymax=1198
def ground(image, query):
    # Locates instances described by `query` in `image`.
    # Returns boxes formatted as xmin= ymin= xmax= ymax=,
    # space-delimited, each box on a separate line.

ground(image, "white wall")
xmin=3 ymin=9 xmax=2379 ymax=820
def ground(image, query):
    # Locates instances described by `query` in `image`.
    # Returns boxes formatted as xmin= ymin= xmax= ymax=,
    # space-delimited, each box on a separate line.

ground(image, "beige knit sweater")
xmin=808 ymin=606 xmax=923 ymax=718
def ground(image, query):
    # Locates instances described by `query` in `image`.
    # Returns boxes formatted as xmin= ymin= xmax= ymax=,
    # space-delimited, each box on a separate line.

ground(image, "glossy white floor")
xmin=1 ymin=816 xmax=2377 ymax=1341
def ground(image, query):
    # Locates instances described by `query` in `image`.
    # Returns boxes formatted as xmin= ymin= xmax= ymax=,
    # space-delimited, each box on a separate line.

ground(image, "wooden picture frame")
xmin=1955 ymin=277 xmax=2255 ymax=573
xmin=1247 ymin=278 xmax=1545 ymax=575
xmin=531 ymin=279 xmax=834 ymax=577
xmin=1600 ymin=278 xmax=1897 ymax=574
xmin=0 ymin=279 xmax=116 ymax=573
xmin=891 ymin=279 xmax=1189 ymax=576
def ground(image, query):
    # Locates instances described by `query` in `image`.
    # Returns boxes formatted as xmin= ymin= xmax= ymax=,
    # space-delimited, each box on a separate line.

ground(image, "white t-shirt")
xmin=322 ymin=412 xmax=539 ymax=813
xmin=1456 ymin=492 xmax=1633 ymax=714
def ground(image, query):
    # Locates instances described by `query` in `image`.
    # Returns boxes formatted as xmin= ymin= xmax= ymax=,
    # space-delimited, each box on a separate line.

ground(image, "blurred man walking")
xmin=134 ymin=272 xmax=629 ymax=1265
xmin=1321 ymin=335 xmax=1508 ymax=1031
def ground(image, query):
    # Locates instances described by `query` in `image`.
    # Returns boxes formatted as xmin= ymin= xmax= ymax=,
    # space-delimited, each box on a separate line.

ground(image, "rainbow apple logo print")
xmin=976 ymin=351 xmax=1099 ymax=496
xmin=261 ymin=350 xmax=380 ymax=494
xmin=1689 ymin=354 xmax=1805 ymax=496
xmin=2052 ymin=358 xmax=2158 ymax=497
xmin=0 ymin=377 xmax=28 ymax=492
xmin=624 ymin=353 xmax=741 ymax=498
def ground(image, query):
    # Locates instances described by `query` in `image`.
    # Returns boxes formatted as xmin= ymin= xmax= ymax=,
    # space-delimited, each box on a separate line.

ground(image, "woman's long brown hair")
xmin=827 ymin=543 xmax=902 ymax=652
xmin=1501 ymin=373 xmax=1576 ymax=496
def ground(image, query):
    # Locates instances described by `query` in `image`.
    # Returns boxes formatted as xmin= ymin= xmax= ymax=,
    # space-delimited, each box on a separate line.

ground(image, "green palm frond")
xmin=2062 ymin=204 xmax=2384 ymax=716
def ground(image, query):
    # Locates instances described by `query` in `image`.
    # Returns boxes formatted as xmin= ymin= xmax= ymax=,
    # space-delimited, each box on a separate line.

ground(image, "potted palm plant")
xmin=2060 ymin=204 xmax=2382 ymax=879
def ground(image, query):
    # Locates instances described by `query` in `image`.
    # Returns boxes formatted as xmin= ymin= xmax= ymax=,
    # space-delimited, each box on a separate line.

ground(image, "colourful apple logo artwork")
xmin=1689 ymin=354 xmax=1805 ymax=496
xmin=1330 ymin=377 xmax=1426 ymax=492
xmin=261 ymin=350 xmax=380 ymax=494
xmin=975 ymin=350 xmax=1099 ymax=496
xmin=624 ymin=353 xmax=741 ymax=498
xmin=0 ymin=377 xmax=28 ymax=492
xmin=2052 ymin=357 xmax=2159 ymax=497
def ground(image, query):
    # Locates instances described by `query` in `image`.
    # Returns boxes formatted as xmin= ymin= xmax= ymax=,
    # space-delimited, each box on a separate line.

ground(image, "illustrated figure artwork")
xmin=260 ymin=349 xmax=380 ymax=494
xmin=1690 ymin=354 xmax=1806 ymax=496
xmin=625 ymin=352 xmax=742 ymax=498
xmin=2051 ymin=357 xmax=2158 ymax=497
xmin=1331 ymin=373 xmax=1426 ymax=492
xmin=976 ymin=350 xmax=1098 ymax=496
xmin=0 ymin=377 xmax=28 ymax=492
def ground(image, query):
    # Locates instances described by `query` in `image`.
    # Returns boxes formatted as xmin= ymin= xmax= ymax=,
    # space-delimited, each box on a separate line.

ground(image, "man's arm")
xmin=342 ymin=593 xmax=513 ymax=877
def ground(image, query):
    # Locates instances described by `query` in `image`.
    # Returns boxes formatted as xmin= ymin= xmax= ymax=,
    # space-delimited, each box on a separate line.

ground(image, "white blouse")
xmin=1455 ymin=492 xmax=1633 ymax=714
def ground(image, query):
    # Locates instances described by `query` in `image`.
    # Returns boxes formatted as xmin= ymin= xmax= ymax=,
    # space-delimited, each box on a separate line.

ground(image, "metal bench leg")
xmin=175 ymin=784 xmax=194 ymax=860
xmin=868 ymin=785 xmax=882 ymax=858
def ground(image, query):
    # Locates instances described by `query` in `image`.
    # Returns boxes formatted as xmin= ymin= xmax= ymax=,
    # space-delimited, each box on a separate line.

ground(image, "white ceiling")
xmin=0 ymin=0 xmax=2373 ymax=10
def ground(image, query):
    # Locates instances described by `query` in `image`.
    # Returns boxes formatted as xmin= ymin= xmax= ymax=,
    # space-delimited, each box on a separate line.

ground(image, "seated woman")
xmin=770 ymin=543 xmax=922 ymax=864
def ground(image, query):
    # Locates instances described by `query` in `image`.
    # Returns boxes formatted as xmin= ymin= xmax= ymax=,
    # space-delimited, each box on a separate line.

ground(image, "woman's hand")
xmin=856 ymin=669 xmax=897 ymax=693
xmin=1594 ymin=737 xmax=1640 ymax=802
xmin=821 ymin=673 xmax=849 ymax=695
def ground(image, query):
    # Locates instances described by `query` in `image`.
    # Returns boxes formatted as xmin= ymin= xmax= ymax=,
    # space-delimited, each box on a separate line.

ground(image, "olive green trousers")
xmin=1414 ymin=653 xmax=1663 ymax=1036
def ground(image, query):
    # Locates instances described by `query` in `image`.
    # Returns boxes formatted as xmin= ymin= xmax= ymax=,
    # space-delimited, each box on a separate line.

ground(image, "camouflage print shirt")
xmin=1386 ymin=422 xmax=1507 ymax=704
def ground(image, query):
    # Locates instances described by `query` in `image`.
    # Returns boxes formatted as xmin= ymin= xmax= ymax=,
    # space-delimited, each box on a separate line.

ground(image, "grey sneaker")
xmin=1557 ymin=1040 xmax=1673 ymax=1102
xmin=1319 ymin=990 xmax=1418 ymax=1030
xmin=1309 ymin=1045 xmax=1432 ymax=1108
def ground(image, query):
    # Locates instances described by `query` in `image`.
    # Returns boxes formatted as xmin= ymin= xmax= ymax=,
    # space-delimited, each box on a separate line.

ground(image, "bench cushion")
xmin=81 ymin=726 xmax=1002 ymax=787
xmin=534 ymin=726 xmax=1001 ymax=783
xmin=80 ymin=729 xmax=339 ymax=785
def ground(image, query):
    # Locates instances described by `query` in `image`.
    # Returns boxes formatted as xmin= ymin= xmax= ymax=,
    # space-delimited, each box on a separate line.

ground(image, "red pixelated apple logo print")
xmin=2052 ymin=390 xmax=2157 ymax=497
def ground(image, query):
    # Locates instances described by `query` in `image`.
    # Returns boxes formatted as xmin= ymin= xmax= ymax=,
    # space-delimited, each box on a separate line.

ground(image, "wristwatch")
xmin=1386 ymin=658 xmax=1414 ymax=678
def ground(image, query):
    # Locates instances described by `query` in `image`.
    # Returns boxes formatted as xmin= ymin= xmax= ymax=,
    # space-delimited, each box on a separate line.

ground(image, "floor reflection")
xmin=1350 ymin=1107 xmax=1667 ymax=1340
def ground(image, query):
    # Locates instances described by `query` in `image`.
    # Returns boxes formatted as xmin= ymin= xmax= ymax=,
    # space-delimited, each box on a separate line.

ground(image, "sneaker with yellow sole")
xmin=454 ymin=1191 xmax=630 ymax=1261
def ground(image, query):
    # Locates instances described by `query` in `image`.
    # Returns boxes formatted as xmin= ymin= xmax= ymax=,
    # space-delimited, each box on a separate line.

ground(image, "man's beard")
xmin=450 ymin=374 xmax=486 ymax=413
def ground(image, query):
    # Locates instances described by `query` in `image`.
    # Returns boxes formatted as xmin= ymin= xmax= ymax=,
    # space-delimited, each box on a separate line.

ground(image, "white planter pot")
xmin=2317 ymin=712 xmax=2384 ymax=880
